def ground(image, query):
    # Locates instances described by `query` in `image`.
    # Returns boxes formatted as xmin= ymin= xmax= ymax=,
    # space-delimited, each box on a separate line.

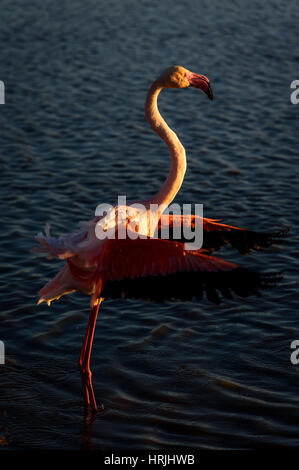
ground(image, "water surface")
xmin=0 ymin=0 xmax=298 ymax=450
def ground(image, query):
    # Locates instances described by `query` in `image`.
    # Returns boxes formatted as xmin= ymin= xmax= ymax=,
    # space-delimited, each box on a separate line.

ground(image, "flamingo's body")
xmin=34 ymin=66 xmax=282 ymax=412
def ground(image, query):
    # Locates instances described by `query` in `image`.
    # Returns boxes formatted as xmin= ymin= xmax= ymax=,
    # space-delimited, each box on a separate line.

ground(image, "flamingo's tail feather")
xmin=32 ymin=223 xmax=75 ymax=259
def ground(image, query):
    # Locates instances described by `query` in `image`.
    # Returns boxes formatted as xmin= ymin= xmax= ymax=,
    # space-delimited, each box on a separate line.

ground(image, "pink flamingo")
xmin=34 ymin=66 xmax=282 ymax=412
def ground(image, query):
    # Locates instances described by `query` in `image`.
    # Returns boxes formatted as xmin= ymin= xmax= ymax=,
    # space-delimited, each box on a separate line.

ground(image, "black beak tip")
xmin=206 ymin=83 xmax=214 ymax=100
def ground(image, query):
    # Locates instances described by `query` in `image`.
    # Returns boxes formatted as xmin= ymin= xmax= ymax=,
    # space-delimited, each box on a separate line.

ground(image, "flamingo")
xmin=34 ymin=66 xmax=283 ymax=412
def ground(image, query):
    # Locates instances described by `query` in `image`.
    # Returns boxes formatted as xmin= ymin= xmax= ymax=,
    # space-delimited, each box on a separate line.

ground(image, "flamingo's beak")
xmin=186 ymin=72 xmax=214 ymax=100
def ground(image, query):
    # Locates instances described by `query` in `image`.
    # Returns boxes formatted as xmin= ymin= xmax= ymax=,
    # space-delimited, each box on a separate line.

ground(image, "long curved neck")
xmin=144 ymin=80 xmax=186 ymax=209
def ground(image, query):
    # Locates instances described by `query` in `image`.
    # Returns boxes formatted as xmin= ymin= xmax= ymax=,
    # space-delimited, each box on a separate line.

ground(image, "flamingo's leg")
xmin=78 ymin=310 xmax=93 ymax=371
xmin=78 ymin=303 xmax=98 ymax=407
xmin=78 ymin=278 xmax=103 ymax=370
xmin=79 ymin=297 xmax=103 ymax=412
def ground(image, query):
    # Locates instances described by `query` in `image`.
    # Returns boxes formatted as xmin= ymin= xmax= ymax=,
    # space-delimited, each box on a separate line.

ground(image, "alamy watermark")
xmin=0 ymin=81 xmax=4 ymax=104
xmin=95 ymin=196 xmax=203 ymax=250
xmin=0 ymin=341 xmax=4 ymax=364
xmin=290 ymin=80 xmax=299 ymax=104
xmin=290 ymin=340 xmax=299 ymax=365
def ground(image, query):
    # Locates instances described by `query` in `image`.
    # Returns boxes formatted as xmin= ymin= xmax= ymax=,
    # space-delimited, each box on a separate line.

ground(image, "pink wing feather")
xmin=98 ymin=236 xmax=238 ymax=282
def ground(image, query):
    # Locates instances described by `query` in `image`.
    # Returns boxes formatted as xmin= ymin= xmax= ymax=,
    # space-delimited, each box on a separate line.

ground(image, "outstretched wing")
xmin=157 ymin=214 xmax=287 ymax=254
xmin=99 ymin=236 xmax=279 ymax=303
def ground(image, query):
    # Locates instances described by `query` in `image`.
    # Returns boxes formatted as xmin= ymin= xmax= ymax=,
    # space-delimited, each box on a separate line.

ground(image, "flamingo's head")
xmin=159 ymin=65 xmax=213 ymax=100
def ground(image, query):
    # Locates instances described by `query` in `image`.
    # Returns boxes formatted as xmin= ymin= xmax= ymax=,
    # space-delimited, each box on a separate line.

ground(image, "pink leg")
xmin=78 ymin=299 xmax=102 ymax=411
xmin=78 ymin=308 xmax=94 ymax=372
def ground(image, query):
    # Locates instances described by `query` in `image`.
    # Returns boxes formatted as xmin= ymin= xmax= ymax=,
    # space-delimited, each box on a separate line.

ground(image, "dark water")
xmin=0 ymin=0 xmax=299 ymax=450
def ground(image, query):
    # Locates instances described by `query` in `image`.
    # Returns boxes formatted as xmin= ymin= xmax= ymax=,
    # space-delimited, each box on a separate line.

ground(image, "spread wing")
xmin=98 ymin=236 xmax=279 ymax=303
xmin=157 ymin=214 xmax=288 ymax=254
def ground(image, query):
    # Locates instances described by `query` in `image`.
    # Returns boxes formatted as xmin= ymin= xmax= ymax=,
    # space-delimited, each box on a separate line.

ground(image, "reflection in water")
xmin=80 ymin=411 xmax=98 ymax=450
